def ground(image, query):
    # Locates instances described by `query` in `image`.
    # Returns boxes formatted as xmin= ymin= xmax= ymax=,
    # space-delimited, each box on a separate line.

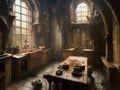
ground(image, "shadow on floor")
xmin=7 ymin=61 xmax=110 ymax=90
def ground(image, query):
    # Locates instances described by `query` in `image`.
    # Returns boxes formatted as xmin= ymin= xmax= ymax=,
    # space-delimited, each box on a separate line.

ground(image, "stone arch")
xmin=104 ymin=0 xmax=120 ymax=63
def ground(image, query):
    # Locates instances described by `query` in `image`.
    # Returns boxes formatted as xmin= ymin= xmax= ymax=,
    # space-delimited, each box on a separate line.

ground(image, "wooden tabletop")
xmin=44 ymin=56 xmax=88 ymax=84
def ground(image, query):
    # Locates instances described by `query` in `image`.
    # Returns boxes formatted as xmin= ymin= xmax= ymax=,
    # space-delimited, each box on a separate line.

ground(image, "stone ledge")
xmin=101 ymin=57 xmax=116 ymax=69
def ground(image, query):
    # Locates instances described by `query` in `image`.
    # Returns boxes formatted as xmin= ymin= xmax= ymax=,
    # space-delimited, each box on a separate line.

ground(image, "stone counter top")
xmin=0 ymin=53 xmax=12 ymax=61
xmin=64 ymin=48 xmax=76 ymax=51
xmin=12 ymin=53 xmax=29 ymax=59
xmin=82 ymin=49 xmax=94 ymax=52
xmin=12 ymin=48 xmax=51 ymax=60
xmin=16 ymin=48 xmax=51 ymax=54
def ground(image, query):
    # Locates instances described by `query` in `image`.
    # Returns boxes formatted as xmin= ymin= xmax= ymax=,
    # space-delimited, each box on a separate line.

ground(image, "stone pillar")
xmin=32 ymin=24 xmax=40 ymax=48
xmin=113 ymin=21 xmax=120 ymax=63
xmin=49 ymin=8 xmax=62 ymax=60
xmin=106 ymin=34 xmax=113 ymax=62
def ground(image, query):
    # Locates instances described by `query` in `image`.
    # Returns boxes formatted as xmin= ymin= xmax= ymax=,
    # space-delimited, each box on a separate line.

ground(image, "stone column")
xmin=106 ymin=33 xmax=113 ymax=62
xmin=49 ymin=8 xmax=62 ymax=60
xmin=32 ymin=24 xmax=40 ymax=48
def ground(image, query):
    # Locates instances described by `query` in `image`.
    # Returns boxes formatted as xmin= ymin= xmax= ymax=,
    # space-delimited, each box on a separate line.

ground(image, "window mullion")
xmin=20 ymin=2 xmax=22 ymax=47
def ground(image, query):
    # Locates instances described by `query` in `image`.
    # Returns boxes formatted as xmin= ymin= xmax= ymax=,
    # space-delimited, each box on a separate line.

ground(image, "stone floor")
xmin=6 ymin=62 xmax=109 ymax=90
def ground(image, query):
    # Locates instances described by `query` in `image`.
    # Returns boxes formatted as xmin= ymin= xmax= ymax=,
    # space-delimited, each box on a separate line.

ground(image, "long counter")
xmin=0 ymin=53 xmax=12 ymax=89
xmin=12 ymin=49 xmax=51 ymax=79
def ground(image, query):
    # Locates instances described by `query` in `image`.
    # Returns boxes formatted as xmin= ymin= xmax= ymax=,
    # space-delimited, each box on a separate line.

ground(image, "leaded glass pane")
xmin=76 ymin=3 xmax=89 ymax=23
xmin=13 ymin=0 xmax=32 ymax=47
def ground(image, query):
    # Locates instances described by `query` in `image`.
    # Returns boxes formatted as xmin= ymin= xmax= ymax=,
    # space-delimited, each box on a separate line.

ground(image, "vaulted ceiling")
xmin=35 ymin=0 xmax=120 ymax=24
xmin=35 ymin=0 xmax=119 ymax=33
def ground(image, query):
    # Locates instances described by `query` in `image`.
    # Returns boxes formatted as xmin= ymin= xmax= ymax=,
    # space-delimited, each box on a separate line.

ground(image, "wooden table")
xmin=44 ymin=56 xmax=90 ymax=90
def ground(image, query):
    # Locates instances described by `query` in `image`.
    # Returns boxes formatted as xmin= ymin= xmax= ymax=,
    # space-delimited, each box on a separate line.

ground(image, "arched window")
xmin=12 ymin=0 xmax=32 ymax=48
xmin=75 ymin=3 xmax=89 ymax=23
